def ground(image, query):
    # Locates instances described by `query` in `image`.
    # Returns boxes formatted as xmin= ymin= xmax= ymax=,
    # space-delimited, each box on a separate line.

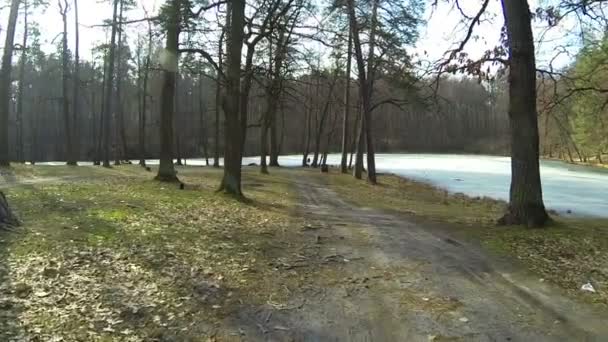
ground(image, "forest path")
xmin=250 ymin=172 xmax=608 ymax=342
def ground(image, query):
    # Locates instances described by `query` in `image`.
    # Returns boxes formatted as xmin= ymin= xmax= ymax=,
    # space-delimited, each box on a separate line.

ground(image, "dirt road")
xmin=235 ymin=173 xmax=608 ymax=342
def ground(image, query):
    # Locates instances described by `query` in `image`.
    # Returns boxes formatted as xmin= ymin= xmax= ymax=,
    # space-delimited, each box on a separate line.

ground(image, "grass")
xmin=1 ymin=164 xmax=606 ymax=340
xmin=0 ymin=165 xmax=345 ymax=341
xmin=320 ymin=169 xmax=608 ymax=307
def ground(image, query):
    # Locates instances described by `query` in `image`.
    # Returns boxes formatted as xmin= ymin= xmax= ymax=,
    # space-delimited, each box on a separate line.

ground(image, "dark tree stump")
xmin=0 ymin=191 xmax=20 ymax=228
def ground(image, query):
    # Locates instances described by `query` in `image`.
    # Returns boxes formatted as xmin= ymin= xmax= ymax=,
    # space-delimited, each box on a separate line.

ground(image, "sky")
xmin=0 ymin=0 xmax=587 ymax=71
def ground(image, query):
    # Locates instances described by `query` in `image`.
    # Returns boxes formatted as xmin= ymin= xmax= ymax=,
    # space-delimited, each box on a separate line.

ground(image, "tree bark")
xmin=0 ymin=0 xmax=20 ymax=166
xmin=102 ymin=0 xmax=119 ymax=168
xmin=213 ymin=29 xmax=226 ymax=169
xmin=353 ymin=107 xmax=365 ymax=179
xmin=199 ymin=69 xmax=209 ymax=166
xmin=60 ymin=0 xmax=76 ymax=166
xmin=498 ymin=0 xmax=549 ymax=227
xmin=0 ymin=191 xmax=19 ymax=228
xmin=16 ymin=0 xmax=28 ymax=164
xmin=139 ymin=20 xmax=153 ymax=167
xmin=156 ymin=0 xmax=179 ymax=182
xmin=340 ymin=23 xmax=353 ymax=173
xmin=219 ymin=0 xmax=246 ymax=196
xmin=114 ymin=0 xmax=127 ymax=164
xmin=302 ymin=104 xmax=311 ymax=166
xmin=347 ymin=0 xmax=377 ymax=184
xmin=72 ymin=0 xmax=80 ymax=164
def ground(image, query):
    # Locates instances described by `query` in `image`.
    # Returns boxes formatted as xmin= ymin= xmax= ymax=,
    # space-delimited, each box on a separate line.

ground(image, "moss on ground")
xmin=0 ymin=165 xmax=339 ymax=341
xmin=320 ymin=169 xmax=608 ymax=307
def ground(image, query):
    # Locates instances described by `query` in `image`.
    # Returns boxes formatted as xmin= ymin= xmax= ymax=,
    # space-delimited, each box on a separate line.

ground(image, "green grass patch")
xmin=0 ymin=165 xmax=329 ymax=341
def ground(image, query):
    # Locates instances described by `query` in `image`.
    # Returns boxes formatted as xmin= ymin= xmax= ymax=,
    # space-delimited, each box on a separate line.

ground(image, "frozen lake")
xmin=39 ymin=154 xmax=608 ymax=217
xmin=243 ymin=154 xmax=608 ymax=218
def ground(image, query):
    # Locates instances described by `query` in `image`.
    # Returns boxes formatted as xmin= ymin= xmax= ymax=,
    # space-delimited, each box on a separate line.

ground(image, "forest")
xmin=0 ymin=0 xmax=608 ymax=340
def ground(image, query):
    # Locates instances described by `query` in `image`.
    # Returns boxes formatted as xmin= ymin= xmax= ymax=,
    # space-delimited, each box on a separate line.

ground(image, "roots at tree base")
xmin=497 ymin=204 xmax=550 ymax=228
xmin=155 ymin=174 xmax=180 ymax=183
xmin=0 ymin=191 xmax=20 ymax=227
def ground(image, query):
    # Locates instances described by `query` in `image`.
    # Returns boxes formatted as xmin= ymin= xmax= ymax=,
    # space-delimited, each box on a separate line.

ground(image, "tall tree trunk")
xmin=353 ymin=108 xmax=365 ymax=179
xmin=214 ymin=29 xmax=225 ymax=168
xmin=260 ymin=113 xmax=269 ymax=174
xmin=498 ymin=0 xmax=548 ymax=227
xmin=302 ymin=106 xmax=311 ymax=166
xmin=16 ymin=0 xmax=28 ymax=164
xmin=340 ymin=23 xmax=353 ymax=173
xmin=156 ymin=0 xmax=179 ymax=182
xmin=269 ymin=112 xmax=279 ymax=166
xmin=0 ymin=0 xmax=20 ymax=166
xmin=72 ymin=0 xmax=80 ymax=164
xmin=199 ymin=69 xmax=209 ymax=166
xmin=60 ymin=0 xmax=76 ymax=166
xmin=219 ymin=0 xmax=245 ymax=196
xmin=347 ymin=0 xmax=377 ymax=184
xmin=114 ymin=0 xmax=126 ymax=164
xmin=30 ymin=97 xmax=39 ymax=164
xmin=102 ymin=0 xmax=119 ymax=168
xmin=349 ymin=101 xmax=361 ymax=169
xmin=139 ymin=21 xmax=152 ymax=167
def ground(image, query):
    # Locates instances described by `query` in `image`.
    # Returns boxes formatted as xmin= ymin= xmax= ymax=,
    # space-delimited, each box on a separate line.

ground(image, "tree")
xmin=498 ymin=0 xmax=549 ymax=227
xmin=340 ymin=22 xmax=352 ymax=173
xmin=73 ymin=0 xmax=81 ymax=164
xmin=16 ymin=0 xmax=29 ymax=164
xmin=0 ymin=0 xmax=21 ymax=166
xmin=218 ymin=0 xmax=246 ymax=195
xmin=102 ymin=0 xmax=120 ymax=168
xmin=59 ymin=0 xmax=77 ymax=166
xmin=347 ymin=0 xmax=378 ymax=184
xmin=156 ymin=0 xmax=180 ymax=182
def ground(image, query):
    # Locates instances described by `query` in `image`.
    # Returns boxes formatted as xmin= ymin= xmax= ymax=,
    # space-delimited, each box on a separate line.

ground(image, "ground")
xmin=0 ymin=165 xmax=607 ymax=341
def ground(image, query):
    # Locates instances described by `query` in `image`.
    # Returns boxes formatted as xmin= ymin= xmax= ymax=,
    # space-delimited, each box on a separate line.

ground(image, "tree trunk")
xmin=115 ymin=0 xmax=127 ymax=164
xmin=140 ymin=21 xmax=153 ymax=167
xmin=214 ymin=28 xmax=226 ymax=168
xmin=0 ymin=0 xmax=20 ymax=166
xmin=353 ymin=109 xmax=365 ymax=179
xmin=72 ymin=0 xmax=80 ymax=164
xmin=0 ymin=191 xmax=19 ymax=228
xmin=498 ymin=0 xmax=549 ymax=227
xmin=60 ymin=0 xmax=76 ymax=166
xmin=199 ymin=68 xmax=209 ymax=166
xmin=349 ymin=101 xmax=361 ymax=169
xmin=102 ymin=0 xmax=119 ymax=168
xmin=219 ymin=0 xmax=246 ymax=196
xmin=260 ymin=115 xmax=269 ymax=174
xmin=302 ymin=106 xmax=311 ymax=166
xmin=347 ymin=0 xmax=377 ymax=184
xmin=340 ymin=23 xmax=353 ymax=173
xmin=156 ymin=0 xmax=179 ymax=182
xmin=269 ymin=112 xmax=279 ymax=166
xmin=30 ymin=97 xmax=39 ymax=164
xmin=312 ymin=79 xmax=336 ymax=168
xmin=16 ymin=0 xmax=28 ymax=164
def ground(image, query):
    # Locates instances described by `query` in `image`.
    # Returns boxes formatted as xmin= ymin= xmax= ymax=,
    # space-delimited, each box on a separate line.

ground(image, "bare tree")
xmin=0 ymin=0 xmax=21 ymax=166
xmin=72 ymin=0 xmax=81 ymax=165
xmin=340 ymin=22 xmax=353 ymax=173
xmin=102 ymin=0 xmax=120 ymax=168
xmin=498 ymin=0 xmax=549 ymax=227
xmin=218 ymin=0 xmax=246 ymax=195
xmin=16 ymin=0 xmax=29 ymax=164
xmin=59 ymin=0 xmax=77 ymax=165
